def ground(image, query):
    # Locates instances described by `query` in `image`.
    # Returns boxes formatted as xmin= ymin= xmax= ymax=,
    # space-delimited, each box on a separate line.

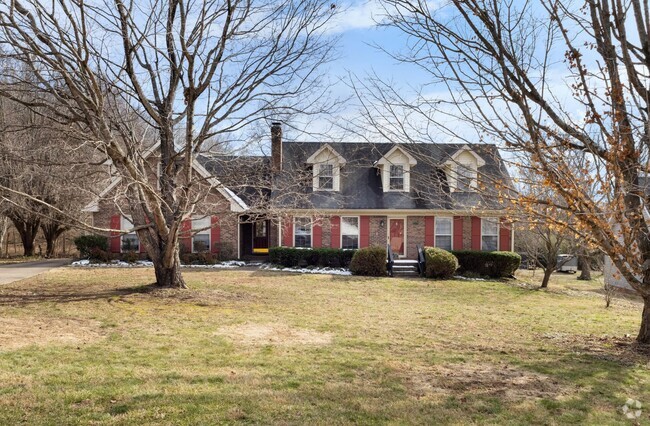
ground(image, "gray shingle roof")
xmin=274 ymin=142 xmax=510 ymax=211
xmin=201 ymin=142 xmax=511 ymax=211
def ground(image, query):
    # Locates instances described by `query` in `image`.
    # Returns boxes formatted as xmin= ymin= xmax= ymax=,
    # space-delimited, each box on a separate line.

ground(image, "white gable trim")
xmin=445 ymin=145 xmax=486 ymax=167
xmin=305 ymin=143 xmax=346 ymax=165
xmin=375 ymin=145 xmax=417 ymax=192
xmin=306 ymin=143 xmax=346 ymax=192
xmin=82 ymin=144 xmax=248 ymax=213
xmin=375 ymin=145 xmax=417 ymax=166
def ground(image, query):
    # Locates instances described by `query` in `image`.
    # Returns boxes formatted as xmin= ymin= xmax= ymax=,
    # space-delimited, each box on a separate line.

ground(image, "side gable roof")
xmin=375 ymin=145 xmax=417 ymax=166
xmin=277 ymin=142 xmax=510 ymax=211
xmin=445 ymin=145 xmax=486 ymax=167
xmin=306 ymin=143 xmax=347 ymax=165
xmin=82 ymin=143 xmax=248 ymax=213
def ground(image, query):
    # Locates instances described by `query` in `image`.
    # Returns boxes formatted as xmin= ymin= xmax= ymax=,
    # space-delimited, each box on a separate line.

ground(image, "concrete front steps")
xmin=391 ymin=259 xmax=420 ymax=277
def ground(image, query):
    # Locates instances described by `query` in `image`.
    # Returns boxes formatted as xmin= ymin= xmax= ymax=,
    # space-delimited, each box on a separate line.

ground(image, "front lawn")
xmin=0 ymin=268 xmax=647 ymax=424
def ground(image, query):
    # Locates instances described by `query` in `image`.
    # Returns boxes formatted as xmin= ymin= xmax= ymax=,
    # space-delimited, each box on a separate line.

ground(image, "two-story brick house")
xmin=85 ymin=123 xmax=514 ymax=259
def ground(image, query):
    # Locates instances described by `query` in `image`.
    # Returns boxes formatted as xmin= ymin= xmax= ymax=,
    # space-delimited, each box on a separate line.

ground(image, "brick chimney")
xmin=271 ymin=122 xmax=282 ymax=172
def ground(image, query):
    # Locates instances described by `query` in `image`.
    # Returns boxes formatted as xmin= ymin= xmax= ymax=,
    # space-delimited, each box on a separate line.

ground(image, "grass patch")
xmin=0 ymin=267 xmax=647 ymax=424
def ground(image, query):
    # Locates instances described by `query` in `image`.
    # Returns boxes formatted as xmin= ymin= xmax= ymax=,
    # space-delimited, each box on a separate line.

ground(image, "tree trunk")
xmin=0 ymin=216 xmax=8 ymax=257
xmin=578 ymin=255 xmax=592 ymax=280
xmin=153 ymin=251 xmax=187 ymax=288
xmin=638 ymin=297 xmax=650 ymax=344
xmin=8 ymin=214 xmax=40 ymax=257
xmin=40 ymin=221 xmax=67 ymax=258
xmin=540 ymin=268 xmax=553 ymax=288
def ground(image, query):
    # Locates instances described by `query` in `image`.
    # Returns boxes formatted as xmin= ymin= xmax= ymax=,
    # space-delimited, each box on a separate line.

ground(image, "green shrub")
xmin=121 ymin=250 xmax=140 ymax=264
xmin=269 ymin=247 xmax=356 ymax=268
xmin=74 ymin=235 xmax=109 ymax=259
xmin=424 ymin=247 xmax=459 ymax=279
xmin=451 ymin=250 xmax=521 ymax=278
xmin=349 ymin=246 xmax=387 ymax=276
xmin=88 ymin=247 xmax=112 ymax=263
xmin=181 ymin=252 xmax=217 ymax=265
xmin=213 ymin=242 xmax=235 ymax=261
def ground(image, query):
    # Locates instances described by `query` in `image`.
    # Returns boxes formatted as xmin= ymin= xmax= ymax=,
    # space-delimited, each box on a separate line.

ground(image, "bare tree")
xmin=0 ymin=212 xmax=7 ymax=257
xmin=0 ymin=0 xmax=337 ymax=287
xmin=365 ymin=0 xmax=650 ymax=343
xmin=517 ymin=223 xmax=571 ymax=288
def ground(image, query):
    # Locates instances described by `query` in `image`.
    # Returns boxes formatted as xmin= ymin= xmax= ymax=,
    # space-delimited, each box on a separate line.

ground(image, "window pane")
xmin=121 ymin=234 xmax=139 ymax=252
xmin=121 ymin=216 xmax=134 ymax=230
xmin=435 ymin=235 xmax=452 ymax=251
xmin=254 ymin=221 xmax=267 ymax=237
xmin=342 ymin=235 xmax=358 ymax=250
xmin=341 ymin=217 xmax=359 ymax=249
xmin=294 ymin=217 xmax=311 ymax=248
xmin=481 ymin=218 xmax=498 ymax=235
xmin=482 ymin=236 xmax=498 ymax=251
xmin=435 ymin=218 xmax=452 ymax=235
xmin=457 ymin=163 xmax=474 ymax=191
xmin=295 ymin=235 xmax=311 ymax=248
xmin=389 ymin=165 xmax=404 ymax=190
xmin=341 ymin=217 xmax=359 ymax=235
xmin=193 ymin=234 xmax=210 ymax=252
xmin=318 ymin=164 xmax=334 ymax=190
xmin=192 ymin=216 xmax=211 ymax=234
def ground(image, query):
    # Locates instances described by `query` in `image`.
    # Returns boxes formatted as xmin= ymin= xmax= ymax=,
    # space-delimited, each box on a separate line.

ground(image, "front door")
xmin=389 ymin=218 xmax=405 ymax=256
xmin=252 ymin=220 xmax=269 ymax=254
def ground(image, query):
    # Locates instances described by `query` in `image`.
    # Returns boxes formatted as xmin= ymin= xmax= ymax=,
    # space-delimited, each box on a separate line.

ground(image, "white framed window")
xmin=389 ymin=165 xmax=405 ymax=190
xmin=307 ymin=144 xmax=346 ymax=192
xmin=192 ymin=216 xmax=211 ymax=253
xmin=294 ymin=217 xmax=312 ymax=248
xmin=481 ymin=218 xmax=499 ymax=251
xmin=434 ymin=217 xmax=453 ymax=251
xmin=456 ymin=163 xmax=475 ymax=191
xmin=318 ymin=164 xmax=334 ymax=190
xmin=341 ymin=216 xmax=359 ymax=250
xmin=121 ymin=216 xmax=139 ymax=252
xmin=377 ymin=146 xmax=416 ymax=193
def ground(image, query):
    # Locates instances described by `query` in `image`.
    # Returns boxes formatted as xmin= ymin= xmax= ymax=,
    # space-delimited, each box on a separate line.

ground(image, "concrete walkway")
xmin=0 ymin=259 xmax=71 ymax=285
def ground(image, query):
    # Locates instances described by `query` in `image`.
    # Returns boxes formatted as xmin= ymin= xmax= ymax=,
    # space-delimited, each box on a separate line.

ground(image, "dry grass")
xmin=0 ymin=267 xmax=648 ymax=424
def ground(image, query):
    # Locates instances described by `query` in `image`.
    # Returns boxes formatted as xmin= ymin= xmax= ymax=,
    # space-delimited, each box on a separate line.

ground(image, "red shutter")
xmin=424 ymin=216 xmax=435 ymax=247
xmin=139 ymin=234 xmax=146 ymax=253
xmin=499 ymin=217 xmax=511 ymax=251
xmin=180 ymin=219 xmax=192 ymax=253
xmin=313 ymin=218 xmax=322 ymax=248
xmin=330 ymin=216 xmax=341 ymax=248
xmin=211 ymin=216 xmax=220 ymax=254
xmin=471 ymin=216 xmax=482 ymax=250
xmin=110 ymin=214 xmax=121 ymax=253
xmin=453 ymin=216 xmax=464 ymax=250
xmin=283 ymin=216 xmax=293 ymax=247
xmin=360 ymin=216 xmax=370 ymax=248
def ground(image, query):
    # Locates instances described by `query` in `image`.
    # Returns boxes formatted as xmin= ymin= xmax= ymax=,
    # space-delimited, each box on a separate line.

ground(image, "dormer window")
xmin=376 ymin=145 xmax=417 ymax=193
xmin=318 ymin=164 xmax=334 ymax=190
xmin=389 ymin=165 xmax=404 ymax=190
xmin=456 ymin=163 xmax=475 ymax=191
xmin=445 ymin=146 xmax=485 ymax=192
xmin=306 ymin=144 xmax=346 ymax=192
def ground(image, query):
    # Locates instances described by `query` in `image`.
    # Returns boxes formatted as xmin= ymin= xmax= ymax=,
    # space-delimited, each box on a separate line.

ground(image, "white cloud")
xmin=325 ymin=0 xmax=381 ymax=34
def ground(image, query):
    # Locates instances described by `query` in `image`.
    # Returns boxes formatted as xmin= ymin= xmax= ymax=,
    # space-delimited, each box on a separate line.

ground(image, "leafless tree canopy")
xmin=363 ymin=0 xmax=650 ymax=342
xmin=0 ymin=0 xmax=338 ymax=287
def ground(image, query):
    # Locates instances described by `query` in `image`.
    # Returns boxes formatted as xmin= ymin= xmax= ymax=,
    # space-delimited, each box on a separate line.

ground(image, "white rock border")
xmin=70 ymin=259 xmax=351 ymax=275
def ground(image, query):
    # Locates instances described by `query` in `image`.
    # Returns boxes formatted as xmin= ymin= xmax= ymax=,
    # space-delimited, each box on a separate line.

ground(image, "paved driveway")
xmin=0 ymin=259 xmax=71 ymax=285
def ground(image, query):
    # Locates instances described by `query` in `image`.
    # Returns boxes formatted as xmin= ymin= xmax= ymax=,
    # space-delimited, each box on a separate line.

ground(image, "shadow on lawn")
xmin=510 ymin=351 xmax=648 ymax=423
xmin=0 ymin=283 xmax=158 ymax=306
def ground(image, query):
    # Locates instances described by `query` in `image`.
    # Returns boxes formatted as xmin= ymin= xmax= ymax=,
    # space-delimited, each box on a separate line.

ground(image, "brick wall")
xmin=369 ymin=216 xmax=387 ymax=247
xmin=93 ymin=179 xmax=237 ymax=256
xmin=406 ymin=216 xmax=425 ymax=258
xmin=321 ymin=216 xmax=332 ymax=248
xmin=462 ymin=216 xmax=472 ymax=250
